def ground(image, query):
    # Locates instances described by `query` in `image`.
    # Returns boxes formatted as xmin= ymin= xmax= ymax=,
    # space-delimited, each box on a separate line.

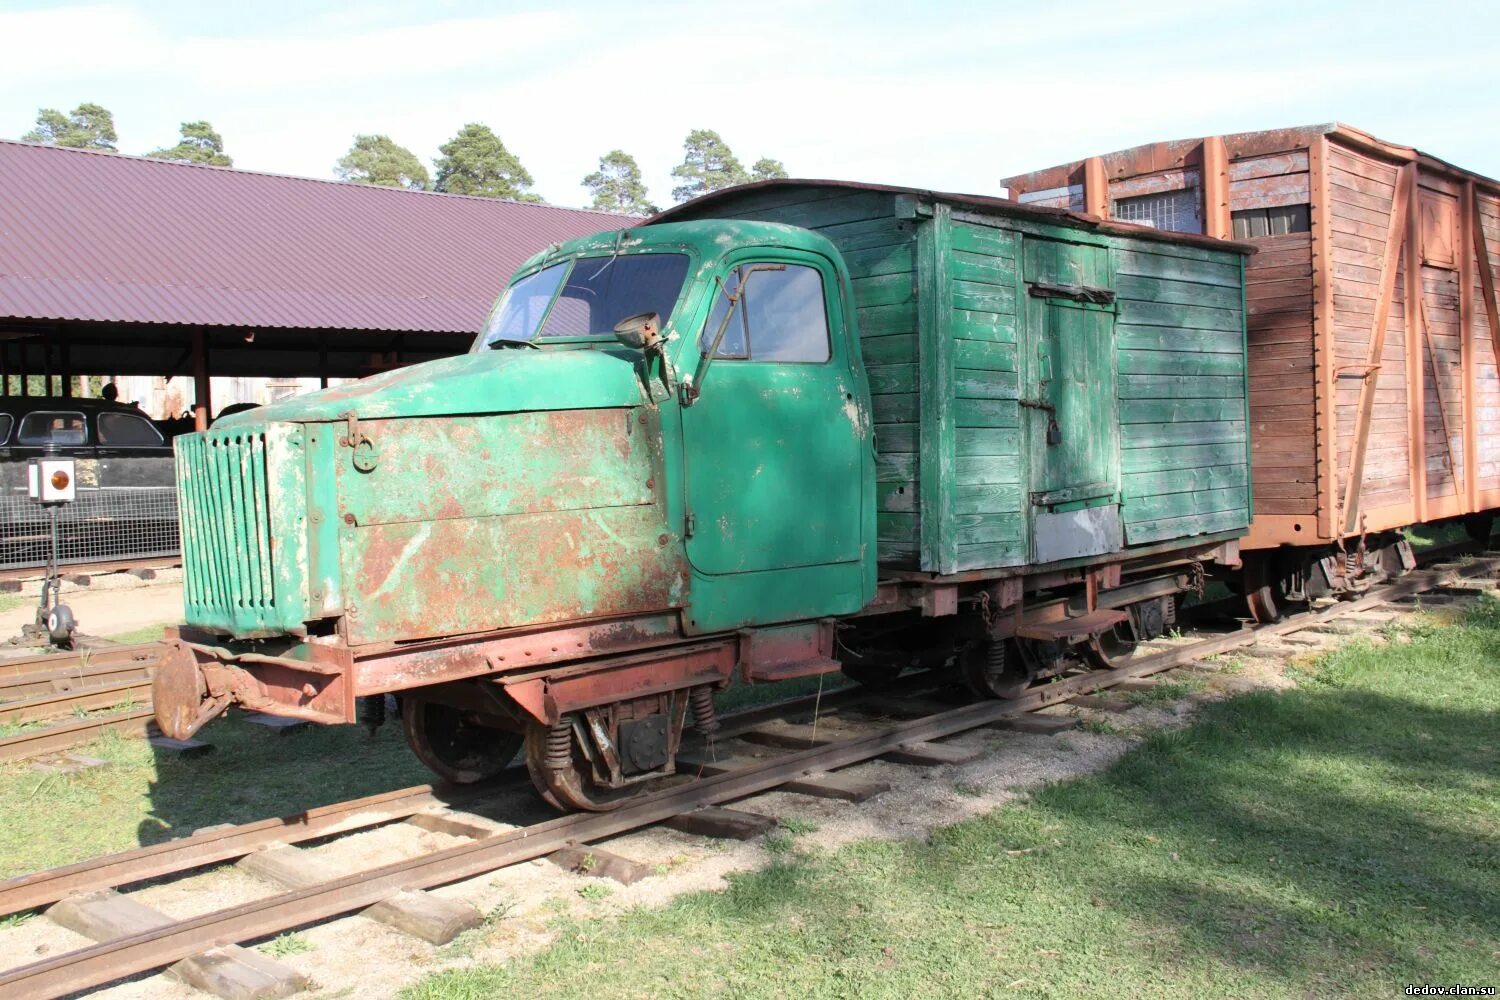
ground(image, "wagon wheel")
xmin=401 ymin=698 xmax=522 ymax=786
xmin=1080 ymin=618 xmax=1139 ymax=671
xmin=959 ymin=639 xmax=1033 ymax=700
xmin=524 ymin=718 xmax=642 ymax=813
xmin=1242 ymin=554 xmax=1288 ymax=624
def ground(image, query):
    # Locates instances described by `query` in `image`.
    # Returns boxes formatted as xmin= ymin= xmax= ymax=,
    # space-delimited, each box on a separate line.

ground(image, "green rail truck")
xmin=156 ymin=180 xmax=1253 ymax=810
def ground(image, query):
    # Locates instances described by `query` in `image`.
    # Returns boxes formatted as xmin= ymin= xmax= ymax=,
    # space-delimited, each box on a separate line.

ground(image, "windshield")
xmin=480 ymin=253 xmax=690 ymax=348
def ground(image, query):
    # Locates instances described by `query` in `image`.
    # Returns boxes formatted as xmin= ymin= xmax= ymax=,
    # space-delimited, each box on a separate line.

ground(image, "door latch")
xmin=684 ymin=512 xmax=696 ymax=538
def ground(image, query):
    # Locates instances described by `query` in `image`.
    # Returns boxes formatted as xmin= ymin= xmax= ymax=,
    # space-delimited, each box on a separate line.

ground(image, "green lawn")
xmin=0 ymin=711 xmax=435 ymax=879
xmin=405 ymin=600 xmax=1500 ymax=1000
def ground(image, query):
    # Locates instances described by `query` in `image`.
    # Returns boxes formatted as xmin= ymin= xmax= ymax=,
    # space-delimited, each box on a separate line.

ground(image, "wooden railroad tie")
xmin=738 ymin=723 xmax=978 ymax=767
xmin=47 ymin=889 xmax=306 ymax=1000
xmin=548 ymin=844 xmax=654 ymax=885
xmin=1066 ymin=694 xmax=1135 ymax=715
xmin=237 ymin=845 xmax=482 ymax=945
xmin=665 ymin=807 xmax=778 ymax=841
xmin=678 ymin=753 xmax=889 ymax=802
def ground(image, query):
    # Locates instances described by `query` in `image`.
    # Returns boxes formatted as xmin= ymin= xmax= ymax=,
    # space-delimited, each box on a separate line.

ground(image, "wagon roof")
xmin=650 ymin=179 xmax=1256 ymax=255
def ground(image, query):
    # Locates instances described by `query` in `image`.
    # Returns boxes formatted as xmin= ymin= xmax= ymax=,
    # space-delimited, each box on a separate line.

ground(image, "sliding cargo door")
xmin=1021 ymin=238 xmax=1121 ymax=563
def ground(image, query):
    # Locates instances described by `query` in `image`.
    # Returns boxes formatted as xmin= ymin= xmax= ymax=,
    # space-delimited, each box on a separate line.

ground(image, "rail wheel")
xmin=959 ymin=639 xmax=1033 ymax=699
xmin=523 ymin=693 xmax=694 ymax=812
xmin=1466 ymin=513 xmax=1495 ymax=546
xmin=401 ymin=698 xmax=522 ymax=785
xmin=1242 ymin=553 xmax=1289 ymax=624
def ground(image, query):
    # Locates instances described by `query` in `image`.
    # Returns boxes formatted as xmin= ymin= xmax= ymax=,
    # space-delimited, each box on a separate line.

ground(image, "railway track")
xmin=0 ymin=642 xmax=161 ymax=762
xmin=0 ymin=544 xmax=1495 ymax=999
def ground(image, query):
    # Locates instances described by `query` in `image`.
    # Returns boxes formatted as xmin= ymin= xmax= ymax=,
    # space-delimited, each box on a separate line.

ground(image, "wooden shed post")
xmin=1083 ymin=157 xmax=1108 ymax=219
xmin=319 ymin=332 xmax=330 ymax=389
xmin=1201 ymin=137 xmax=1231 ymax=240
xmin=1460 ymin=181 xmax=1478 ymax=513
xmin=192 ymin=327 xmax=212 ymax=431
xmin=917 ymin=202 xmax=957 ymax=574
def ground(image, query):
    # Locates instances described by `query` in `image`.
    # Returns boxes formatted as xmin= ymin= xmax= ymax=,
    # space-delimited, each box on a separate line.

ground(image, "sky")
xmin=3 ymin=0 xmax=1498 ymax=209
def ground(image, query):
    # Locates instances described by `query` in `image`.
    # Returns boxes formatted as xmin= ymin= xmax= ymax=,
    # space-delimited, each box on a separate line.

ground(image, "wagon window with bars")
xmin=1112 ymin=188 xmax=1203 ymax=234
xmin=700 ymin=264 xmax=831 ymax=363
xmin=1231 ymin=205 xmax=1310 ymax=240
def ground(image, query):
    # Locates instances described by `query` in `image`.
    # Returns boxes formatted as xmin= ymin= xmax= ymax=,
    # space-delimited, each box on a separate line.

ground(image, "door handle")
xmin=1018 ymin=398 xmax=1055 ymax=413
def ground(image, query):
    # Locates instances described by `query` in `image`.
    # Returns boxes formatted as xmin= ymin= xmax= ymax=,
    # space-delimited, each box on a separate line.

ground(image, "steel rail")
xmin=0 ymin=678 xmax=152 ymax=726
xmin=0 ymin=678 xmax=881 ymax=917
xmin=0 ymin=707 xmax=156 ymax=763
xmin=0 ymin=662 xmax=155 ymax=701
xmin=0 ymin=642 xmax=161 ymax=681
xmin=0 ymin=782 xmax=506 ymax=917
xmin=4 ymin=550 xmax=1495 ymax=997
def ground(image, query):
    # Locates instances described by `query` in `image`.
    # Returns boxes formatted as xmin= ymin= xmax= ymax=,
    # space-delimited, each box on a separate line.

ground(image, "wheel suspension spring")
xmin=357 ymin=694 xmax=386 ymax=734
xmin=690 ymin=685 xmax=720 ymax=735
xmin=544 ymin=719 xmax=573 ymax=770
xmin=985 ymin=639 xmax=1006 ymax=678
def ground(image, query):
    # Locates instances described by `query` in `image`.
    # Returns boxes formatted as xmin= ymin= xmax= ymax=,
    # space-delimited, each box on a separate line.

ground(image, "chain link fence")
xmin=1 ymin=487 xmax=179 ymax=570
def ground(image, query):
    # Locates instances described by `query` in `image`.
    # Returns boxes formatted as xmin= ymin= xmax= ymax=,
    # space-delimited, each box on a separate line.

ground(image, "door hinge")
xmin=684 ymin=512 xmax=696 ymax=538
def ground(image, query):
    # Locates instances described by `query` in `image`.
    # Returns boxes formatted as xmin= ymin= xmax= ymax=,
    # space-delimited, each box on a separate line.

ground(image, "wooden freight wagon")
xmin=655 ymin=180 xmax=1254 ymax=583
xmin=1002 ymin=125 xmax=1500 ymax=602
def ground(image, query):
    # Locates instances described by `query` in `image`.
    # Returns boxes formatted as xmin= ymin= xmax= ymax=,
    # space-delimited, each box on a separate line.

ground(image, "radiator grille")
xmin=176 ymin=430 xmax=277 ymax=617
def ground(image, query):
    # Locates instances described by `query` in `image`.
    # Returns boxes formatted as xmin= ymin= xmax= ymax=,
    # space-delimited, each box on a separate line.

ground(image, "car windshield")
xmin=480 ymin=253 xmax=690 ymax=348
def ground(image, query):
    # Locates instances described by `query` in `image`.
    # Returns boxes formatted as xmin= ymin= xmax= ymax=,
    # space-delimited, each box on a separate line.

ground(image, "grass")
xmin=102 ymin=624 xmax=168 ymax=645
xmin=404 ymin=597 xmax=1500 ymax=1000
xmin=0 ymin=710 xmax=435 ymax=879
xmin=260 ymin=932 xmax=314 ymax=958
xmin=0 ymin=594 xmax=27 ymax=615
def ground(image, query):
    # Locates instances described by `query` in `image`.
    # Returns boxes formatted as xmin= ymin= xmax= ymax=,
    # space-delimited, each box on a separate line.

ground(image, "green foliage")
xmin=433 ymin=123 xmax=539 ymax=201
xmin=750 ymin=157 xmax=788 ymax=181
xmin=577 ymin=882 xmax=612 ymax=901
xmin=147 ymin=121 xmax=232 ymax=166
xmin=22 ymin=102 xmax=117 ymax=150
xmin=669 ymin=129 xmax=747 ymax=202
xmin=582 ymin=149 xmax=657 ymax=215
xmin=260 ymin=933 xmax=313 ymax=957
xmin=670 ymin=130 xmax=788 ymax=202
xmin=335 ymin=134 xmax=429 ymax=190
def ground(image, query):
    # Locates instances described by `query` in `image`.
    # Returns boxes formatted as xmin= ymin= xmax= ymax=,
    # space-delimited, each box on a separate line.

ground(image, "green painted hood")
xmin=217 ymin=347 xmax=646 ymax=425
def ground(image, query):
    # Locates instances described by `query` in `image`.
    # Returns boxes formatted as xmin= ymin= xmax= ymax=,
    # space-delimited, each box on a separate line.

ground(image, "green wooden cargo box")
xmin=658 ymin=181 xmax=1254 ymax=576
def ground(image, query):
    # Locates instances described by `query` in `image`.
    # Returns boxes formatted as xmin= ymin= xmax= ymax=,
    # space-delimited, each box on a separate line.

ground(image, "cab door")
xmin=679 ymin=250 xmax=865 ymax=588
xmin=1021 ymin=238 xmax=1122 ymax=563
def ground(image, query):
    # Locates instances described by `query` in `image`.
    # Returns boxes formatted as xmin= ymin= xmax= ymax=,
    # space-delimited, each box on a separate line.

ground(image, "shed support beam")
xmin=1201 ymin=137 xmax=1231 ymax=240
xmin=1405 ymin=171 xmax=1426 ymax=521
xmin=192 ymin=328 xmax=211 ymax=432
xmin=1083 ymin=157 xmax=1108 ymax=219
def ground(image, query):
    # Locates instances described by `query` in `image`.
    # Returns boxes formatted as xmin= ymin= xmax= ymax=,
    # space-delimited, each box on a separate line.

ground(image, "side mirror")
xmin=613 ymin=312 xmax=663 ymax=351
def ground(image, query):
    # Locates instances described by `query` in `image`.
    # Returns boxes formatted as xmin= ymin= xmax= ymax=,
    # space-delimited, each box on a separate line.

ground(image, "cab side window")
xmin=700 ymin=263 xmax=831 ymax=363
xmin=98 ymin=412 xmax=165 ymax=446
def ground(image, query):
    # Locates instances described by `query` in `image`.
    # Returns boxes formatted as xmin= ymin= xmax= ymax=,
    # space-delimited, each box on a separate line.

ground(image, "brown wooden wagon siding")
xmin=1002 ymin=124 xmax=1500 ymax=550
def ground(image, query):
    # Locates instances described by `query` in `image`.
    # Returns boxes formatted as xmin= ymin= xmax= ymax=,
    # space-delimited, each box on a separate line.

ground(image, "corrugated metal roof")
xmin=0 ymin=139 xmax=625 ymax=334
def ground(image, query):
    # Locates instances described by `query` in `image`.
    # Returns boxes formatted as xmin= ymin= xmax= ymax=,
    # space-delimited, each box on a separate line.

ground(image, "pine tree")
xmin=582 ymin=150 xmax=658 ymax=215
xmin=22 ymin=102 xmax=118 ymax=150
xmin=433 ymin=124 xmax=540 ymax=201
xmin=335 ymin=134 xmax=429 ymax=189
xmin=147 ymin=121 xmax=233 ymax=166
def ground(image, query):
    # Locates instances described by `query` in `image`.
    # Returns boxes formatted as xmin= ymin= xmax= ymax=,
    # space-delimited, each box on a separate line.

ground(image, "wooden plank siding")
xmin=663 ymin=183 xmax=1251 ymax=575
xmin=1113 ymin=245 xmax=1250 ymax=544
xmin=947 ymin=219 xmax=1024 ymax=571
xmin=1475 ymin=191 xmax=1500 ymax=493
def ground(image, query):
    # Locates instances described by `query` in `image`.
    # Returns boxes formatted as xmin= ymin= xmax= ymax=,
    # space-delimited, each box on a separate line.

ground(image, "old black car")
xmin=0 ymin=397 xmax=178 ymax=569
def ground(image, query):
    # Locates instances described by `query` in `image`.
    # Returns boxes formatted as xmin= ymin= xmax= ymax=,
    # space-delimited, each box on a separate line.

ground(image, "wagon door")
xmin=1021 ymin=239 xmax=1121 ymax=563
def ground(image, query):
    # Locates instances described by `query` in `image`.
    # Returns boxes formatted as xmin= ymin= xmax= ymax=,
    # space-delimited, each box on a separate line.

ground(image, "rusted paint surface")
xmin=351 ymin=613 xmax=683 ymax=694
xmin=342 ymin=502 xmax=686 ymax=645
xmin=335 ymin=409 xmax=655 ymax=527
xmin=499 ymin=641 xmax=735 ymax=726
xmin=736 ymin=621 xmax=837 ymax=682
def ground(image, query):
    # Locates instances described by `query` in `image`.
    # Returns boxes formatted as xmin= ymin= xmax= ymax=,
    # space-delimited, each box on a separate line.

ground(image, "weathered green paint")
xmin=176 ymin=189 xmax=1251 ymax=649
xmin=178 ymin=219 xmax=875 ymax=642
xmin=667 ymin=184 xmax=1252 ymax=576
